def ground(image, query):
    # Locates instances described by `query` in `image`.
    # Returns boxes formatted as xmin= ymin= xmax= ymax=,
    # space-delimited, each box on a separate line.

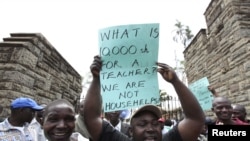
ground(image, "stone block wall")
xmin=0 ymin=33 xmax=82 ymax=118
xmin=184 ymin=0 xmax=250 ymax=117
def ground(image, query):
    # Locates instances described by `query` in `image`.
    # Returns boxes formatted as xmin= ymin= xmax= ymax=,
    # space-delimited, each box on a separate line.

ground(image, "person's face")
xmin=20 ymin=108 xmax=35 ymax=123
xmin=232 ymin=107 xmax=245 ymax=121
xmin=106 ymin=111 xmax=120 ymax=122
xmin=35 ymin=109 xmax=44 ymax=126
xmin=212 ymin=100 xmax=233 ymax=120
xmin=130 ymin=111 xmax=162 ymax=141
xmin=43 ymin=104 xmax=75 ymax=141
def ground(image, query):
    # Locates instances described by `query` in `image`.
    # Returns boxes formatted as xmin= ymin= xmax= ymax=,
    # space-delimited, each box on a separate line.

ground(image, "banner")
xmin=99 ymin=23 xmax=160 ymax=112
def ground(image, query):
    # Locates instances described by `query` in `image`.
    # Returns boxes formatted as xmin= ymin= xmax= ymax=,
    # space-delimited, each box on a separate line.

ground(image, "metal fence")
xmin=160 ymin=91 xmax=183 ymax=121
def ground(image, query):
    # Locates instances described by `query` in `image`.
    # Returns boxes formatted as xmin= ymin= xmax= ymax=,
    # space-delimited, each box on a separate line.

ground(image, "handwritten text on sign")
xmin=99 ymin=23 xmax=160 ymax=112
xmin=188 ymin=77 xmax=213 ymax=111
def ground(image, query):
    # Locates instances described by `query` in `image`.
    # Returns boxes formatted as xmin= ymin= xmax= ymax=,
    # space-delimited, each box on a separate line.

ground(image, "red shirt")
xmin=232 ymin=118 xmax=249 ymax=125
xmin=215 ymin=118 xmax=249 ymax=125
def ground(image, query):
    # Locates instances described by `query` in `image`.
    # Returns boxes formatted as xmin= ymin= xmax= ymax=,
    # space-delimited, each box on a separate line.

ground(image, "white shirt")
xmin=114 ymin=120 xmax=122 ymax=132
xmin=29 ymin=118 xmax=46 ymax=141
xmin=0 ymin=118 xmax=37 ymax=141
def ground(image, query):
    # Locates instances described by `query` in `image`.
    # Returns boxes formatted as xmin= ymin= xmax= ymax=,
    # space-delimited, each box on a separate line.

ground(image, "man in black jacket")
xmin=105 ymin=110 xmax=131 ymax=137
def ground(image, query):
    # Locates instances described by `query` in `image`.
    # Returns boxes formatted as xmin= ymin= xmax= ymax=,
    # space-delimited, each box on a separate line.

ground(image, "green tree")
xmin=172 ymin=20 xmax=194 ymax=84
xmin=173 ymin=20 xmax=194 ymax=48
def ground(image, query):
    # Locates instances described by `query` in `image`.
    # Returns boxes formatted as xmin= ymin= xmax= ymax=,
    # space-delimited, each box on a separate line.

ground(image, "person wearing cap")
xmin=78 ymin=55 xmax=205 ymax=141
xmin=119 ymin=109 xmax=131 ymax=123
xmin=0 ymin=97 xmax=43 ymax=141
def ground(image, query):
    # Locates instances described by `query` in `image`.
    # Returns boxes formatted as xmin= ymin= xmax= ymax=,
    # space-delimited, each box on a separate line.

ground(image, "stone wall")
xmin=184 ymin=0 xmax=250 ymax=117
xmin=0 ymin=33 xmax=82 ymax=118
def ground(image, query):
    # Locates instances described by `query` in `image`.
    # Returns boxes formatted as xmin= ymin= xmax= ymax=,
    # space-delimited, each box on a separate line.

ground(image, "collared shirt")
xmin=105 ymin=119 xmax=130 ymax=138
xmin=113 ymin=120 xmax=122 ymax=132
xmin=162 ymin=125 xmax=172 ymax=134
xmin=103 ymin=118 xmax=122 ymax=132
xmin=29 ymin=118 xmax=46 ymax=141
xmin=0 ymin=118 xmax=37 ymax=141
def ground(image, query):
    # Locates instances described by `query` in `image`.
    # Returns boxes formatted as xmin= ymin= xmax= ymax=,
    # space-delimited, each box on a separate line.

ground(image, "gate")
xmin=160 ymin=91 xmax=183 ymax=121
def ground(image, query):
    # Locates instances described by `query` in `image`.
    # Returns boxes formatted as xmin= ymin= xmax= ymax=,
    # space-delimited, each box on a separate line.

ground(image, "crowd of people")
xmin=0 ymin=55 xmax=249 ymax=141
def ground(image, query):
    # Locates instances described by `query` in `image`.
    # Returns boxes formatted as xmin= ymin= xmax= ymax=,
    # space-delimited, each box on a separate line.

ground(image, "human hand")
xmin=90 ymin=55 xmax=102 ymax=77
xmin=157 ymin=62 xmax=179 ymax=83
xmin=208 ymin=85 xmax=215 ymax=94
xmin=207 ymin=85 xmax=218 ymax=97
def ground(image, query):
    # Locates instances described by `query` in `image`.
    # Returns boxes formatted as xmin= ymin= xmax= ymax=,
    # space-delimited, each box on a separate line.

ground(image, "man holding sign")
xmin=78 ymin=55 xmax=205 ymax=141
xmin=99 ymin=23 xmax=160 ymax=112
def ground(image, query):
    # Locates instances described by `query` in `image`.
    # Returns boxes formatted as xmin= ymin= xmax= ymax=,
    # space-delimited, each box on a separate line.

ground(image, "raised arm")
xmin=79 ymin=55 xmax=103 ymax=141
xmin=157 ymin=62 xmax=205 ymax=141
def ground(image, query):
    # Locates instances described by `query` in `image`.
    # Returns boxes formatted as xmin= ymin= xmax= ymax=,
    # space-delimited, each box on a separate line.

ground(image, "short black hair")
xmin=164 ymin=119 xmax=173 ymax=126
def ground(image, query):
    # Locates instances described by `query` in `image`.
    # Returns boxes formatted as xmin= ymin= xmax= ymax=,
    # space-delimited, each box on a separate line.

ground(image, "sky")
xmin=0 ymin=0 xmax=211 ymax=97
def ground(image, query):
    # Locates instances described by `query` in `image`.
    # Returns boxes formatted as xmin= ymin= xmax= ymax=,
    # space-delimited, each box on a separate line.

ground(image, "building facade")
xmin=0 ymin=33 xmax=82 ymax=118
xmin=184 ymin=0 xmax=250 ymax=117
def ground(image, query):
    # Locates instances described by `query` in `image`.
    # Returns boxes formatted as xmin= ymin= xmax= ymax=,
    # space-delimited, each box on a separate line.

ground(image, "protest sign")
xmin=188 ymin=77 xmax=213 ymax=110
xmin=98 ymin=23 xmax=160 ymax=112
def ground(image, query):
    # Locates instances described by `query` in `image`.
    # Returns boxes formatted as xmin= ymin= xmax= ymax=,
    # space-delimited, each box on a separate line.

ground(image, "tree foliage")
xmin=172 ymin=20 xmax=194 ymax=85
xmin=173 ymin=20 xmax=194 ymax=48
